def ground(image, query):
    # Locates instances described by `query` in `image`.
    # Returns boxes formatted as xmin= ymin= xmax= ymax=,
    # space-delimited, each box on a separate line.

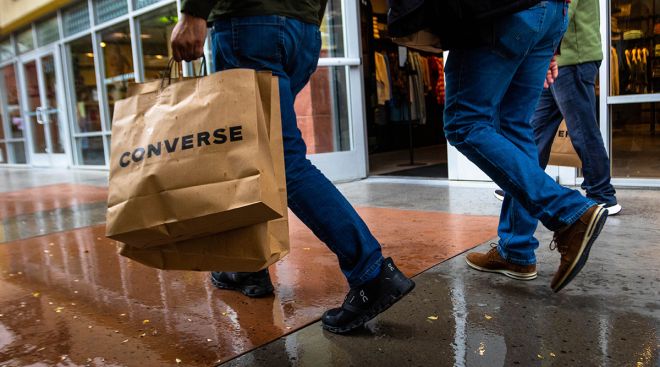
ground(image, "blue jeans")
xmin=533 ymin=62 xmax=617 ymax=205
xmin=444 ymin=1 xmax=595 ymax=265
xmin=211 ymin=16 xmax=383 ymax=287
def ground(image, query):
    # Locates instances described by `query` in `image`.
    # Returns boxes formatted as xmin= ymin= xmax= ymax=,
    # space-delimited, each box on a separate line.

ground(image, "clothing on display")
xmin=623 ymin=47 xmax=649 ymax=94
xmin=375 ymin=51 xmax=392 ymax=105
xmin=610 ymin=0 xmax=658 ymax=95
xmin=372 ymin=49 xmax=444 ymax=123
xmin=429 ymin=56 xmax=445 ymax=105
xmin=611 ymin=47 xmax=620 ymax=95
xmin=364 ymin=1 xmax=448 ymax=165
xmin=623 ymin=29 xmax=644 ymax=40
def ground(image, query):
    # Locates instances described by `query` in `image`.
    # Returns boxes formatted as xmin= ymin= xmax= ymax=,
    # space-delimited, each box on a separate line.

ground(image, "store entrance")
xmin=360 ymin=0 xmax=448 ymax=178
xmin=20 ymin=49 xmax=69 ymax=167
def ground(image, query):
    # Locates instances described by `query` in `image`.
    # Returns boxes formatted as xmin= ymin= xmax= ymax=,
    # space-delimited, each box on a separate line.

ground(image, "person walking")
xmin=533 ymin=0 xmax=620 ymax=215
xmin=170 ymin=0 xmax=414 ymax=334
xmin=495 ymin=0 xmax=621 ymax=217
xmin=443 ymin=0 xmax=609 ymax=291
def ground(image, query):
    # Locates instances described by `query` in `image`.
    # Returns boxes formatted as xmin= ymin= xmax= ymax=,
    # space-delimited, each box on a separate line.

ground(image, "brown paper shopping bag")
xmin=106 ymin=69 xmax=284 ymax=248
xmin=548 ymin=120 xmax=582 ymax=168
xmin=119 ymin=73 xmax=290 ymax=272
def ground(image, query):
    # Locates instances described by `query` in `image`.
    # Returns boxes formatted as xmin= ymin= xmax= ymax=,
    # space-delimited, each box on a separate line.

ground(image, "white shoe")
xmin=493 ymin=189 xmax=505 ymax=201
xmin=602 ymin=203 xmax=622 ymax=216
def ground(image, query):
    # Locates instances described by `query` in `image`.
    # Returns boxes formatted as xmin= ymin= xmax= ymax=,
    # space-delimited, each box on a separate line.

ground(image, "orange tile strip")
xmin=0 ymin=208 xmax=497 ymax=366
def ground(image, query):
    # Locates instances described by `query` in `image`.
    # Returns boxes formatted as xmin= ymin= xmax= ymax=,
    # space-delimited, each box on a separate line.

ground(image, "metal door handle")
xmin=35 ymin=107 xmax=49 ymax=124
xmin=35 ymin=107 xmax=45 ymax=125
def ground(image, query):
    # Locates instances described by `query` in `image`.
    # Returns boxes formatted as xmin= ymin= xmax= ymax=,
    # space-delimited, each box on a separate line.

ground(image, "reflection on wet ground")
xmin=224 ymin=184 xmax=660 ymax=367
xmin=0 ymin=192 xmax=496 ymax=366
xmin=0 ymin=170 xmax=657 ymax=367
xmin=0 ymin=184 xmax=107 ymax=220
xmin=226 ymin=258 xmax=659 ymax=366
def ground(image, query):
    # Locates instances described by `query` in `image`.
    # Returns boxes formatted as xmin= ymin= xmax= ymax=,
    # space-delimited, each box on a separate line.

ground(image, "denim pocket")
xmin=231 ymin=16 xmax=285 ymax=70
xmin=492 ymin=1 xmax=548 ymax=58
xmin=211 ymin=21 xmax=239 ymax=70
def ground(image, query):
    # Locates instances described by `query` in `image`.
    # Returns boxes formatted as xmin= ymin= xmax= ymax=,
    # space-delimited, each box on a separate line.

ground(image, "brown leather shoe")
xmin=550 ymin=205 xmax=608 ymax=293
xmin=466 ymin=246 xmax=537 ymax=280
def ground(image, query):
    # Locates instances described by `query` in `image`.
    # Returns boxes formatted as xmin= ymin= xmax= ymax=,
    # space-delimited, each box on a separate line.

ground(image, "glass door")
xmin=21 ymin=49 xmax=69 ymax=167
xmin=301 ymin=0 xmax=368 ymax=181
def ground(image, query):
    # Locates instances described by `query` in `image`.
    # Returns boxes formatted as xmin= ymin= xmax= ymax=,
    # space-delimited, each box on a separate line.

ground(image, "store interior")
xmin=360 ymin=0 xmax=448 ymax=178
xmin=610 ymin=0 xmax=660 ymax=178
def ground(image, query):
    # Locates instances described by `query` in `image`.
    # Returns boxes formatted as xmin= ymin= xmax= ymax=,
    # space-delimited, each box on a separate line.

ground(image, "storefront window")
xmin=16 ymin=29 xmax=34 ymax=54
xmin=295 ymin=66 xmax=350 ymax=153
xmin=321 ymin=0 xmax=345 ymax=58
xmin=1 ymin=65 xmax=25 ymax=139
xmin=36 ymin=17 xmax=60 ymax=47
xmin=0 ymin=39 xmax=13 ymax=63
xmin=138 ymin=5 xmax=177 ymax=80
xmin=67 ymin=37 xmax=102 ymax=133
xmin=94 ymin=0 xmax=128 ymax=24
xmin=63 ymin=2 xmax=91 ymax=37
xmin=100 ymin=23 xmax=134 ymax=123
xmin=11 ymin=143 xmax=27 ymax=163
xmin=611 ymin=102 xmax=660 ymax=178
xmin=135 ymin=0 xmax=163 ymax=9
xmin=75 ymin=136 xmax=105 ymax=165
xmin=610 ymin=0 xmax=659 ymax=95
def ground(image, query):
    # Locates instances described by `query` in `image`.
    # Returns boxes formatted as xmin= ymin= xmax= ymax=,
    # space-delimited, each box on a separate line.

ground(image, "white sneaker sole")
xmin=465 ymin=258 xmax=537 ymax=280
xmin=494 ymin=191 xmax=504 ymax=201
xmin=605 ymin=204 xmax=621 ymax=216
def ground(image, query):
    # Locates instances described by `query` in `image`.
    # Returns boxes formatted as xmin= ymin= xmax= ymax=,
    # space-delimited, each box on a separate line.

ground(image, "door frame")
xmin=18 ymin=45 xmax=72 ymax=168
xmin=306 ymin=0 xmax=369 ymax=182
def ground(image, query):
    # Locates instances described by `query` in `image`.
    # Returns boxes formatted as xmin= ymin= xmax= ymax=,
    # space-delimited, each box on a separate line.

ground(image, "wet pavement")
xmin=0 ymin=169 xmax=658 ymax=366
xmin=225 ymin=180 xmax=660 ymax=367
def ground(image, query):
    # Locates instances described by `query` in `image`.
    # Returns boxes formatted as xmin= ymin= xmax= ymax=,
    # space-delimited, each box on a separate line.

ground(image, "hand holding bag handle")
xmin=159 ymin=55 xmax=207 ymax=89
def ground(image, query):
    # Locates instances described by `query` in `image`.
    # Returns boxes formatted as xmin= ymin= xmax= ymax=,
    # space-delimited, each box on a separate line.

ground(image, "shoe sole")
xmin=322 ymin=278 xmax=416 ymax=334
xmin=606 ymin=204 xmax=621 ymax=216
xmin=552 ymin=207 xmax=608 ymax=293
xmin=465 ymin=258 xmax=537 ymax=280
xmin=210 ymin=277 xmax=274 ymax=298
xmin=494 ymin=191 xmax=504 ymax=201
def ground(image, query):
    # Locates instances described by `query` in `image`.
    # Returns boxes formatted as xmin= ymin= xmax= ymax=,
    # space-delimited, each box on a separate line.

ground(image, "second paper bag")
xmin=548 ymin=120 xmax=583 ymax=168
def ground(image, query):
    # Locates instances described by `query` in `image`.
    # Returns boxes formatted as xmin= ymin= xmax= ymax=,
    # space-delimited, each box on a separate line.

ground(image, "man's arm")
xmin=171 ymin=0 xmax=217 ymax=62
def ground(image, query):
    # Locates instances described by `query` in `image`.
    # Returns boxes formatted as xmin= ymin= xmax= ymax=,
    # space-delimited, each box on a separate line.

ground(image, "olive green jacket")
xmin=556 ymin=0 xmax=603 ymax=66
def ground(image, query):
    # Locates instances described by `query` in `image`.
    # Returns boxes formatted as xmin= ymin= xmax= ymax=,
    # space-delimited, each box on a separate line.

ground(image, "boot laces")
xmin=549 ymin=237 xmax=567 ymax=254
xmin=487 ymin=243 xmax=500 ymax=262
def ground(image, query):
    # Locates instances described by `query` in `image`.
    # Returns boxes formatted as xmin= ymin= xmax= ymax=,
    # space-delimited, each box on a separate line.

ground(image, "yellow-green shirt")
xmin=556 ymin=0 xmax=603 ymax=67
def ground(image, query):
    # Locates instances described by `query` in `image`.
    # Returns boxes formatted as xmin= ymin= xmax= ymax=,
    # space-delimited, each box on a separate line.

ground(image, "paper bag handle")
xmin=160 ymin=56 xmax=207 ymax=89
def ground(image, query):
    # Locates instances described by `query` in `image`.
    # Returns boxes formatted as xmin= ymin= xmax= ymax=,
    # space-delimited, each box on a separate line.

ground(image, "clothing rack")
xmin=399 ymin=57 xmax=426 ymax=167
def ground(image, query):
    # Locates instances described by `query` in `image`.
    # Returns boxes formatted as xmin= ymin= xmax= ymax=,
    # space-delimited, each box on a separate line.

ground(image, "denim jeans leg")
xmin=444 ymin=1 xmax=594 ymax=237
xmin=496 ymin=83 xmax=563 ymax=265
xmin=211 ymin=16 xmax=383 ymax=287
xmin=551 ymin=63 xmax=617 ymax=205
xmin=495 ymin=34 xmax=568 ymax=265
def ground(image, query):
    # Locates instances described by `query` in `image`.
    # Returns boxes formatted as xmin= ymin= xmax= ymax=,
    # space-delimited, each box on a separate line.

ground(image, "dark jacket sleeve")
xmin=181 ymin=0 xmax=217 ymax=20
